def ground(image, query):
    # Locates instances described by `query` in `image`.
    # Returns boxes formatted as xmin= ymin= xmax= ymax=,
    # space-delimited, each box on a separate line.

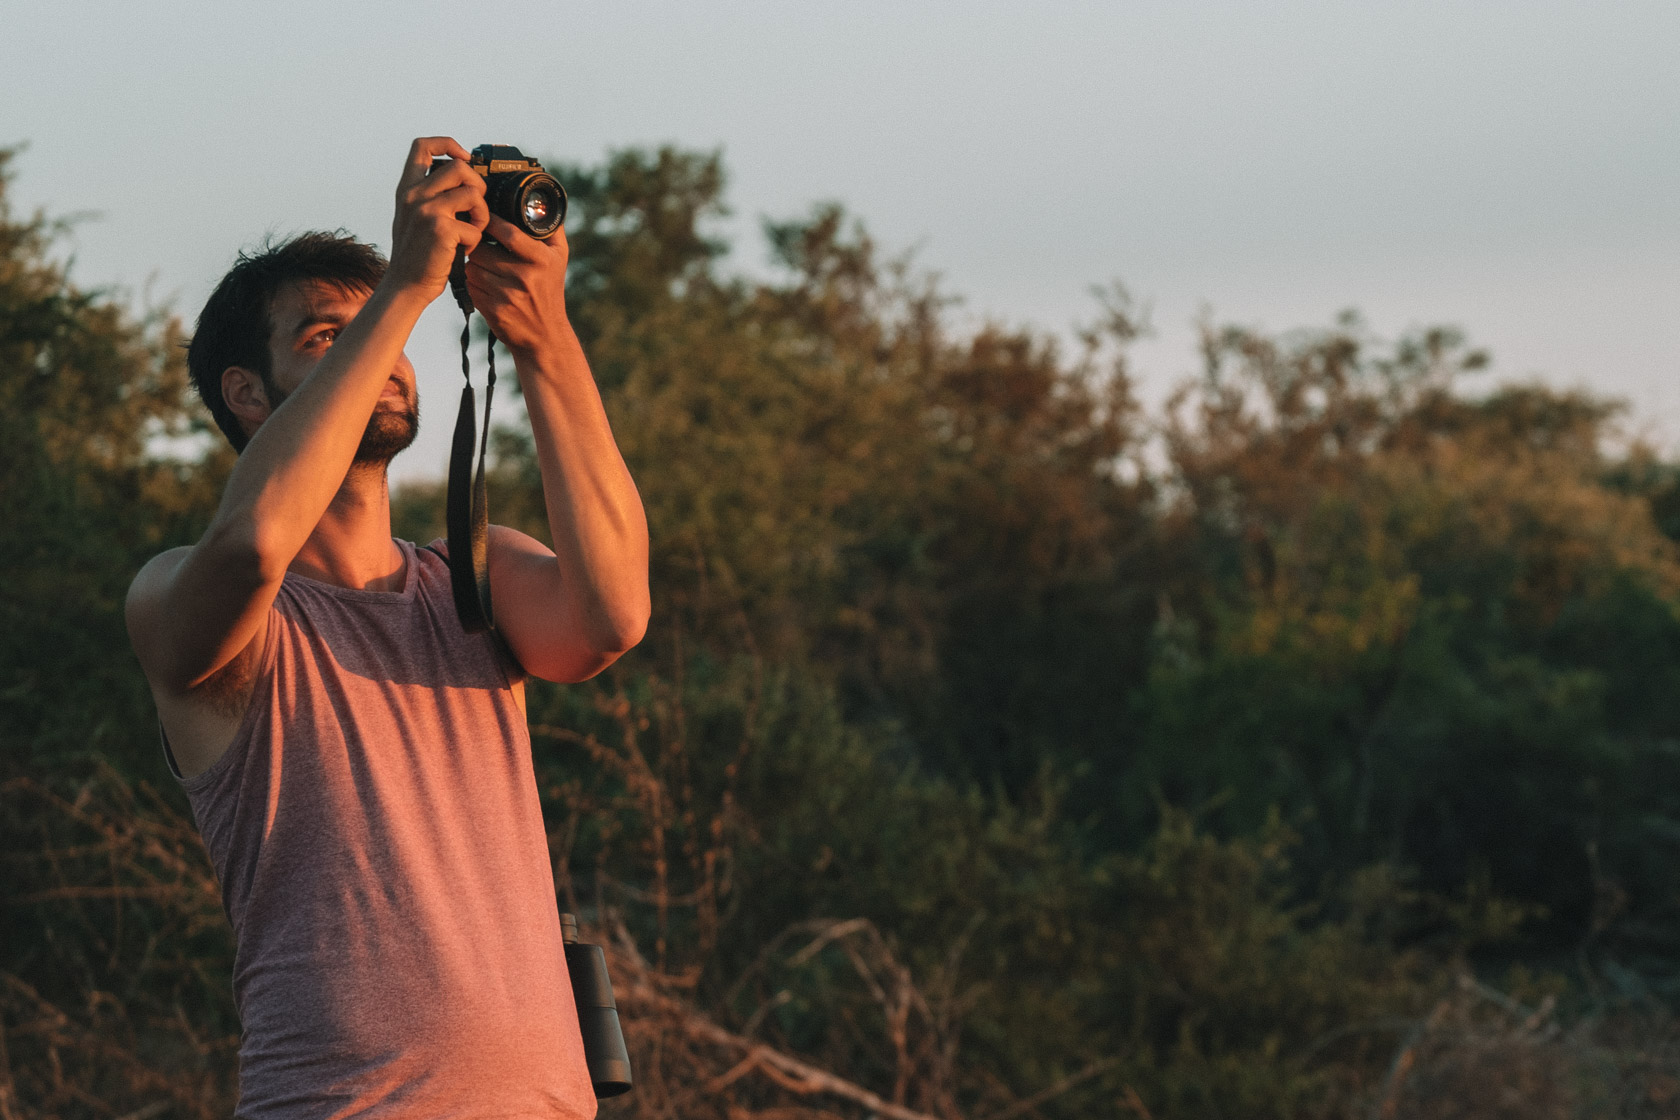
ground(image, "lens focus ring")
xmin=519 ymin=178 xmax=566 ymax=238
xmin=488 ymin=171 xmax=566 ymax=239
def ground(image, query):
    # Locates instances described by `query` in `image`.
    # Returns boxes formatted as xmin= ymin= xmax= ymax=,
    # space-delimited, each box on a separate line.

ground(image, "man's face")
xmin=263 ymin=279 xmax=419 ymax=464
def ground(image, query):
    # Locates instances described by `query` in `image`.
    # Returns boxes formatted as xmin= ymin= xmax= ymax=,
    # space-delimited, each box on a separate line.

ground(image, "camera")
xmin=442 ymin=144 xmax=566 ymax=317
xmin=468 ymin=144 xmax=566 ymax=240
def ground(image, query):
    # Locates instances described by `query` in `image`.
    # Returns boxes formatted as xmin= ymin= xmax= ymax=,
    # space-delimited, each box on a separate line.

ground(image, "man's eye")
xmin=310 ymin=329 xmax=338 ymax=347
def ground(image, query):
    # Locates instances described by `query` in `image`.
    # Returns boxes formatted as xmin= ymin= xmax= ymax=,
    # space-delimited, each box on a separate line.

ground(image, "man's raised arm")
xmin=466 ymin=213 xmax=651 ymax=683
xmin=127 ymin=138 xmax=489 ymax=697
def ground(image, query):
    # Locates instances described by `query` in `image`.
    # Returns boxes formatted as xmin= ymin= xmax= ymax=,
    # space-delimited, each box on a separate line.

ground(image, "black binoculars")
xmin=561 ymin=913 xmax=633 ymax=1098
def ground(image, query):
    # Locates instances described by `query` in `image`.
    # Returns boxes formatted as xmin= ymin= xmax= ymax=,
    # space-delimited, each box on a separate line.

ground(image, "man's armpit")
xmin=191 ymin=632 xmax=263 ymax=720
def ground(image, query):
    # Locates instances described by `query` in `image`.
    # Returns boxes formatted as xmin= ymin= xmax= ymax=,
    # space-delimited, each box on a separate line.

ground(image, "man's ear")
xmin=221 ymin=366 xmax=274 ymax=439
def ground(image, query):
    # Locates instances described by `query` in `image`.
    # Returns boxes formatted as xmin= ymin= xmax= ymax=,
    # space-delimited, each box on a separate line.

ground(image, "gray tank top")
xmin=173 ymin=539 xmax=594 ymax=1118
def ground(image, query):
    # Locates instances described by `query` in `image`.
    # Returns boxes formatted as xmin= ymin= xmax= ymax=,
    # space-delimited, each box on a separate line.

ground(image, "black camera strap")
xmin=446 ymin=248 xmax=498 ymax=636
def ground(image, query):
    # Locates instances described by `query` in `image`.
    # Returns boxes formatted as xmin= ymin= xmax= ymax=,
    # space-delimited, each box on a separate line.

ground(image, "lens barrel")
xmin=489 ymin=170 xmax=567 ymax=239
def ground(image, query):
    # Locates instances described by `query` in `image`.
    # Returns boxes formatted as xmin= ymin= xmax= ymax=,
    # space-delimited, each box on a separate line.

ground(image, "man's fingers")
xmin=457 ymin=194 xmax=491 ymax=234
xmin=409 ymin=136 xmax=472 ymax=169
xmin=465 ymin=241 xmax=516 ymax=275
xmin=419 ymin=181 xmax=490 ymax=221
xmin=398 ymin=136 xmax=472 ymax=191
xmin=407 ymin=159 xmax=485 ymax=204
xmin=482 ymin=215 xmax=548 ymax=262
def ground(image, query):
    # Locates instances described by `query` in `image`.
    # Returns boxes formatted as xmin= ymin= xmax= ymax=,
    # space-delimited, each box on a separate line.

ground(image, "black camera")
xmin=468 ymin=144 xmax=566 ymax=240
xmin=442 ymin=144 xmax=566 ymax=317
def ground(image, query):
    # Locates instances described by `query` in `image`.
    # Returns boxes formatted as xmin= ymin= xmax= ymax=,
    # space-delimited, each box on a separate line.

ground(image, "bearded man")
xmin=125 ymin=137 xmax=649 ymax=1118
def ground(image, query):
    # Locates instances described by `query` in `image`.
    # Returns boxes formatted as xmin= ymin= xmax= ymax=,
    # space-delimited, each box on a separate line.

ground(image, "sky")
xmin=4 ymin=0 xmax=1677 ymax=483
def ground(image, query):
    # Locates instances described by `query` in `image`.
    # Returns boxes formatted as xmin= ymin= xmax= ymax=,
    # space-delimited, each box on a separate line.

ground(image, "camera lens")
xmin=517 ymin=177 xmax=566 ymax=239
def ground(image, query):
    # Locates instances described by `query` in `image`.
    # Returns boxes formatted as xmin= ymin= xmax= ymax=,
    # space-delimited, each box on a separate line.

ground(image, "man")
xmin=125 ymin=137 xmax=649 ymax=1118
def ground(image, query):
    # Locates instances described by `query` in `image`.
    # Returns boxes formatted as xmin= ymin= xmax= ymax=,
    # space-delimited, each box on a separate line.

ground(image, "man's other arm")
xmin=468 ymin=215 xmax=651 ymax=683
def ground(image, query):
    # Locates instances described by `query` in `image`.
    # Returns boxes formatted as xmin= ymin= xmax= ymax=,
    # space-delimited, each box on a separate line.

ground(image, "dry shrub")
xmin=598 ymin=918 xmax=969 ymax=1120
xmin=0 ymin=764 xmax=237 ymax=1120
xmin=1378 ymin=975 xmax=1680 ymax=1120
xmin=538 ymin=682 xmax=988 ymax=1120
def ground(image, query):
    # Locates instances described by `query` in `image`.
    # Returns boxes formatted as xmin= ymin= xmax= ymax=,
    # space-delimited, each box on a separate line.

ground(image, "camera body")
xmin=468 ymin=144 xmax=566 ymax=240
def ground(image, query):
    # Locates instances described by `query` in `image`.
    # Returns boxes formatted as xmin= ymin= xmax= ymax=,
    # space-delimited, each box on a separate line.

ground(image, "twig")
xmin=1119 ymin=1084 xmax=1154 ymax=1120
xmin=976 ymin=1058 xmax=1121 ymax=1120
xmin=113 ymin=1103 xmax=171 ymax=1120
xmin=630 ymin=980 xmax=945 ymax=1120
xmin=1372 ymin=998 xmax=1451 ymax=1120
xmin=788 ymin=918 xmax=874 ymax=967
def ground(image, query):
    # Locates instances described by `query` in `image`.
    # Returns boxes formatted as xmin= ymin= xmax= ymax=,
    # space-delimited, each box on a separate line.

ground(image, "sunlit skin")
xmin=125 ymin=137 xmax=651 ymax=779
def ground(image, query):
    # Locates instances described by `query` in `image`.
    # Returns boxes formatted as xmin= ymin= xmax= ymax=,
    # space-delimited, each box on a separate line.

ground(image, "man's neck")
xmin=287 ymin=462 xmax=406 ymax=591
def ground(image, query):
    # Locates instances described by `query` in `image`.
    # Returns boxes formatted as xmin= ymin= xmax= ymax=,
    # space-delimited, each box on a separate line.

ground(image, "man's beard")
xmin=259 ymin=373 xmax=419 ymax=466
xmin=355 ymin=396 xmax=420 ymax=465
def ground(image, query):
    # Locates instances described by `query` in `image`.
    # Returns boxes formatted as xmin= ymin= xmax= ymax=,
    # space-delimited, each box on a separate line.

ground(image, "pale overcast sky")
xmin=4 ymin=0 xmax=1677 ymax=482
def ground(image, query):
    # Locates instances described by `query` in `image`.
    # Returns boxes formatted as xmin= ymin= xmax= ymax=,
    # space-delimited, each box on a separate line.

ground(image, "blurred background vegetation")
xmin=6 ymin=142 xmax=1680 ymax=1118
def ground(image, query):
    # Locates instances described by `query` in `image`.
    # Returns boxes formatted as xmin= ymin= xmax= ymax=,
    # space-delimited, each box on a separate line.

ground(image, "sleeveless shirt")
xmin=171 ymin=539 xmax=596 ymax=1119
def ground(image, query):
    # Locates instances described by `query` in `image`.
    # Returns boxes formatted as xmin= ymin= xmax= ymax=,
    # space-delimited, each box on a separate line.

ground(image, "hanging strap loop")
xmin=445 ymin=248 xmax=499 ymax=637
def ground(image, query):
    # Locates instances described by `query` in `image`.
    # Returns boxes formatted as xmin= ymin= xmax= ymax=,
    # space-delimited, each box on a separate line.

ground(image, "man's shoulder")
xmin=126 ymin=546 xmax=193 ymax=640
xmin=130 ymin=545 xmax=193 ymax=592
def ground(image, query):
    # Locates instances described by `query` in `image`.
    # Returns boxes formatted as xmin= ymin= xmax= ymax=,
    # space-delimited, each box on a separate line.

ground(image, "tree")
xmin=0 ymin=146 xmax=239 ymax=1116
xmin=1131 ymin=317 xmax=1680 ymax=988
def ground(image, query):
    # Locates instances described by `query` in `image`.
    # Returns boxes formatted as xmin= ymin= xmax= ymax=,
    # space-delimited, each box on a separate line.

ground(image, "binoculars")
xmin=562 ymin=913 xmax=633 ymax=1098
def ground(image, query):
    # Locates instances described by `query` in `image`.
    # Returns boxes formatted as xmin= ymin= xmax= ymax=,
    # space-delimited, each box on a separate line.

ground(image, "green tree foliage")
xmin=1132 ymin=320 xmax=1680 ymax=990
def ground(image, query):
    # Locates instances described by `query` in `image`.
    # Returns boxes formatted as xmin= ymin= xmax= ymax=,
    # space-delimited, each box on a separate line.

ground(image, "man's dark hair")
xmin=188 ymin=232 xmax=387 ymax=451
